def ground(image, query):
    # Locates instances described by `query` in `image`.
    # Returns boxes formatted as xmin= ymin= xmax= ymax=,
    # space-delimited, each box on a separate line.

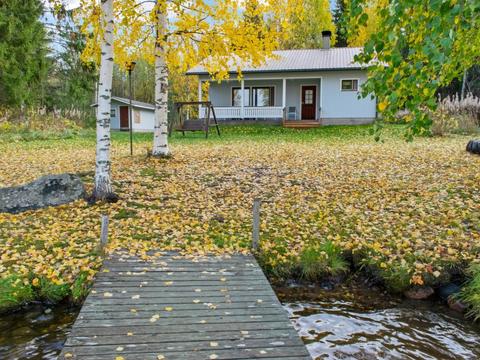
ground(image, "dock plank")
xmin=59 ymin=253 xmax=311 ymax=359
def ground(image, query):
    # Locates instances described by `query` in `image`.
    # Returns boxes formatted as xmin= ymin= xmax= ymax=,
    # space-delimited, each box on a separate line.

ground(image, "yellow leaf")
xmin=378 ymin=101 xmax=388 ymax=112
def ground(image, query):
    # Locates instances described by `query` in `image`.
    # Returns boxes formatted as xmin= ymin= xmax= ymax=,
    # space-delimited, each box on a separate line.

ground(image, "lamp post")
xmin=126 ymin=61 xmax=136 ymax=156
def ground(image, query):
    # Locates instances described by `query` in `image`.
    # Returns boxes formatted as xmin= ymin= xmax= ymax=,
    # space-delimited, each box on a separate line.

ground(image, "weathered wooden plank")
xmin=78 ymin=302 xmax=282 ymax=314
xmin=60 ymin=346 xmax=311 ymax=360
xmin=74 ymin=314 xmax=289 ymax=328
xmin=77 ymin=307 xmax=286 ymax=320
xmin=92 ymin=280 xmax=269 ymax=288
xmin=91 ymin=284 xmax=268 ymax=293
xmin=66 ymin=329 xmax=295 ymax=346
xmin=63 ymin=336 xmax=303 ymax=355
xmin=83 ymin=296 xmax=279 ymax=307
xmin=59 ymin=253 xmax=310 ymax=360
xmin=70 ymin=320 xmax=297 ymax=336
xmin=87 ymin=290 xmax=275 ymax=300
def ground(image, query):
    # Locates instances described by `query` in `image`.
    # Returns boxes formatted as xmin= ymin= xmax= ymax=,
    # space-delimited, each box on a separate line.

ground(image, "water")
xmin=1 ymin=286 xmax=479 ymax=360
xmin=278 ymin=284 xmax=480 ymax=360
xmin=0 ymin=304 xmax=78 ymax=360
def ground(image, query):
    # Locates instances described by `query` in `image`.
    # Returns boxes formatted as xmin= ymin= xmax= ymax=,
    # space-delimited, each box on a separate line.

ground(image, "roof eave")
xmin=186 ymin=66 xmax=369 ymax=76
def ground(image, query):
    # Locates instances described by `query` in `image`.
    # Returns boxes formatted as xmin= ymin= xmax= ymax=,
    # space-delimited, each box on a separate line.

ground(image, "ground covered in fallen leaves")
xmin=1 ymin=125 xmax=479 ymax=310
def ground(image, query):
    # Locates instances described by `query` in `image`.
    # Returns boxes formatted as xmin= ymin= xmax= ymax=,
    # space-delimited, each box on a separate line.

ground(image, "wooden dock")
xmin=59 ymin=253 xmax=311 ymax=359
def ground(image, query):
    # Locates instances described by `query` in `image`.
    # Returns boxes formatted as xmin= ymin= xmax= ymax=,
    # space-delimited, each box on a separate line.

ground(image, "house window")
xmin=110 ymin=108 xmax=116 ymax=117
xmin=304 ymin=89 xmax=314 ymax=104
xmin=232 ymin=87 xmax=250 ymax=106
xmin=341 ymin=79 xmax=358 ymax=91
xmin=252 ymin=87 xmax=274 ymax=107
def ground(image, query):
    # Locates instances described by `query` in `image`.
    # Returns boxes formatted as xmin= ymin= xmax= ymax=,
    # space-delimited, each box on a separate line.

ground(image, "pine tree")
xmin=333 ymin=0 xmax=348 ymax=47
xmin=0 ymin=0 xmax=49 ymax=107
xmin=47 ymin=10 xmax=97 ymax=112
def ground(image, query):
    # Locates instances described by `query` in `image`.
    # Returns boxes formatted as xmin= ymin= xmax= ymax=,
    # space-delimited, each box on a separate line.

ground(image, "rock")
xmin=466 ymin=139 xmax=480 ymax=154
xmin=447 ymin=297 xmax=468 ymax=313
xmin=437 ymin=283 xmax=461 ymax=302
xmin=404 ymin=286 xmax=434 ymax=300
xmin=0 ymin=174 xmax=85 ymax=213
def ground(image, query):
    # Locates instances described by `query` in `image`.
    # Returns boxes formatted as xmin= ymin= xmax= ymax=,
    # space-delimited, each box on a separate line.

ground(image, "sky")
xmin=44 ymin=0 xmax=338 ymax=11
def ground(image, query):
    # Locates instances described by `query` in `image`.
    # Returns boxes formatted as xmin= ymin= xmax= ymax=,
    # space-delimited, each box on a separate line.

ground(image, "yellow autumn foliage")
xmin=0 ymin=127 xmax=479 ymax=299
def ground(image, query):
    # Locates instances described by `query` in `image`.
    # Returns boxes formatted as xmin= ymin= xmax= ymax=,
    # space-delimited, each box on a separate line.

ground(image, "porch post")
xmin=282 ymin=78 xmax=286 ymax=110
xmin=240 ymin=79 xmax=245 ymax=120
xmin=198 ymin=80 xmax=202 ymax=117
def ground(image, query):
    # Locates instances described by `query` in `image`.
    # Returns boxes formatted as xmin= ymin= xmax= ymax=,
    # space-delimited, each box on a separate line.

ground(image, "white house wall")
xmin=320 ymin=70 xmax=376 ymax=124
xmin=133 ymin=108 xmax=155 ymax=131
xmin=109 ymin=100 xmax=155 ymax=131
xmin=110 ymin=102 xmax=120 ymax=129
xmin=199 ymin=70 xmax=376 ymax=124
xmin=207 ymin=79 xmax=283 ymax=107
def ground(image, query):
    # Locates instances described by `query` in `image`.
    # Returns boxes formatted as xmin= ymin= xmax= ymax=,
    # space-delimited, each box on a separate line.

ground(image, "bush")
xmin=0 ymin=106 xmax=94 ymax=141
xmin=37 ymin=277 xmax=70 ymax=303
xmin=299 ymin=241 xmax=349 ymax=281
xmin=0 ymin=276 xmax=35 ymax=313
xmin=430 ymin=93 xmax=480 ymax=136
xmin=459 ymin=263 xmax=480 ymax=321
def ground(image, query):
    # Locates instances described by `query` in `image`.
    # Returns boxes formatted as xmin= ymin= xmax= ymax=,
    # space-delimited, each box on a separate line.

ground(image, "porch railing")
xmin=201 ymin=106 xmax=284 ymax=119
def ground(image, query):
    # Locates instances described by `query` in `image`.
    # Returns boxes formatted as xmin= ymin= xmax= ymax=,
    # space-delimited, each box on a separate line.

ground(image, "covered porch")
xmin=199 ymin=76 xmax=322 ymax=124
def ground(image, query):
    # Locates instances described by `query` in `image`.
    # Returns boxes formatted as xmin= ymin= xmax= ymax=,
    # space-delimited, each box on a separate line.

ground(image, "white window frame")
xmin=231 ymin=86 xmax=251 ymax=107
xmin=340 ymin=78 xmax=359 ymax=92
xmin=110 ymin=108 xmax=116 ymax=117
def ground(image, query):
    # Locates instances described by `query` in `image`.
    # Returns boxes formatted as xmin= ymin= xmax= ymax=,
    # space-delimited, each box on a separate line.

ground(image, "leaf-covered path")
xmin=60 ymin=252 xmax=311 ymax=360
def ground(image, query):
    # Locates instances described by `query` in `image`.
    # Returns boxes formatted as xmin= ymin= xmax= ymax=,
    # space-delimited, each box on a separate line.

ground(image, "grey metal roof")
xmin=111 ymin=96 xmax=155 ymax=110
xmin=187 ymin=47 xmax=366 ymax=75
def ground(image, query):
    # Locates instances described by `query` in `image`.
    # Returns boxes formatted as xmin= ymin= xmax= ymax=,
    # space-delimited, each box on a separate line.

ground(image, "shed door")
xmin=301 ymin=86 xmax=316 ymax=120
xmin=120 ymin=106 xmax=129 ymax=129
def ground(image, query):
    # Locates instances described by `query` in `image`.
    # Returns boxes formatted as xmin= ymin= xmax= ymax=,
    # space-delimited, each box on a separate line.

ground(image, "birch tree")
xmin=92 ymin=0 xmax=116 ymax=200
xmin=152 ymin=3 xmax=169 ymax=157
xmin=79 ymin=0 xmax=301 ymax=156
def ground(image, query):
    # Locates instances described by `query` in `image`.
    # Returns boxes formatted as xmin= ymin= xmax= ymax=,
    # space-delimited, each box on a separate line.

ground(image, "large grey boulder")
xmin=0 ymin=174 xmax=86 ymax=213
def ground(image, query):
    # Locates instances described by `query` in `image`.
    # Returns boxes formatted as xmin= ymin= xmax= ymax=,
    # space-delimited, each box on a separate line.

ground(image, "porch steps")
xmin=283 ymin=120 xmax=321 ymax=129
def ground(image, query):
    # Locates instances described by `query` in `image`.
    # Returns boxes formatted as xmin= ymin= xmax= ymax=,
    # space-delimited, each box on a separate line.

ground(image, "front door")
xmin=301 ymin=86 xmax=316 ymax=120
xmin=120 ymin=106 xmax=129 ymax=129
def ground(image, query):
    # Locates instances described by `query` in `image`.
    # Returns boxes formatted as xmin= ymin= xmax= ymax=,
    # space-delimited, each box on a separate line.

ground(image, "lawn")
xmin=1 ymin=125 xmax=479 ymax=312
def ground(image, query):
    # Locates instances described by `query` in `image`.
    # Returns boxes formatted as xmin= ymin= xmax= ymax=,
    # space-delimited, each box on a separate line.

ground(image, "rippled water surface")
xmin=279 ymin=285 xmax=480 ymax=360
xmin=0 ymin=304 xmax=78 ymax=360
xmin=1 ymin=286 xmax=480 ymax=360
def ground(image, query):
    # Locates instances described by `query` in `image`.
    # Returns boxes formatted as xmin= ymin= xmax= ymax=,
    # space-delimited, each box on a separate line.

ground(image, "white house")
xmin=186 ymin=31 xmax=377 ymax=126
xmin=109 ymin=96 xmax=155 ymax=131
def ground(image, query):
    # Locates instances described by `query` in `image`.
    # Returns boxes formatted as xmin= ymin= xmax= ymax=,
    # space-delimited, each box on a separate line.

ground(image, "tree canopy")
xmin=280 ymin=0 xmax=336 ymax=49
xmin=77 ymin=0 xmax=302 ymax=80
xmin=0 ymin=0 xmax=49 ymax=107
xmin=348 ymin=0 xmax=480 ymax=138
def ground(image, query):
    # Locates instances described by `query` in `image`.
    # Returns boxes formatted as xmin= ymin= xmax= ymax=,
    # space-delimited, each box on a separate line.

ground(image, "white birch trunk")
xmin=94 ymin=0 xmax=115 ymax=200
xmin=152 ymin=3 xmax=170 ymax=156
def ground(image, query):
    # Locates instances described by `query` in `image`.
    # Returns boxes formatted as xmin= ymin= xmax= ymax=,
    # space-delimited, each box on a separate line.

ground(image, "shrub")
xmin=299 ymin=241 xmax=349 ymax=281
xmin=0 ymin=106 xmax=93 ymax=141
xmin=430 ymin=93 xmax=480 ymax=136
xmin=37 ymin=277 xmax=70 ymax=303
xmin=0 ymin=276 xmax=35 ymax=313
xmin=459 ymin=263 xmax=480 ymax=321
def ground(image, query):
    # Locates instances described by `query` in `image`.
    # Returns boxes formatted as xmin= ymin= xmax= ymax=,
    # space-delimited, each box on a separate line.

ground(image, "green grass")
xmin=0 ymin=276 xmax=35 ymax=313
xmin=299 ymin=241 xmax=349 ymax=281
xmin=460 ymin=263 xmax=480 ymax=320
xmin=1 ymin=123 xmax=407 ymax=148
